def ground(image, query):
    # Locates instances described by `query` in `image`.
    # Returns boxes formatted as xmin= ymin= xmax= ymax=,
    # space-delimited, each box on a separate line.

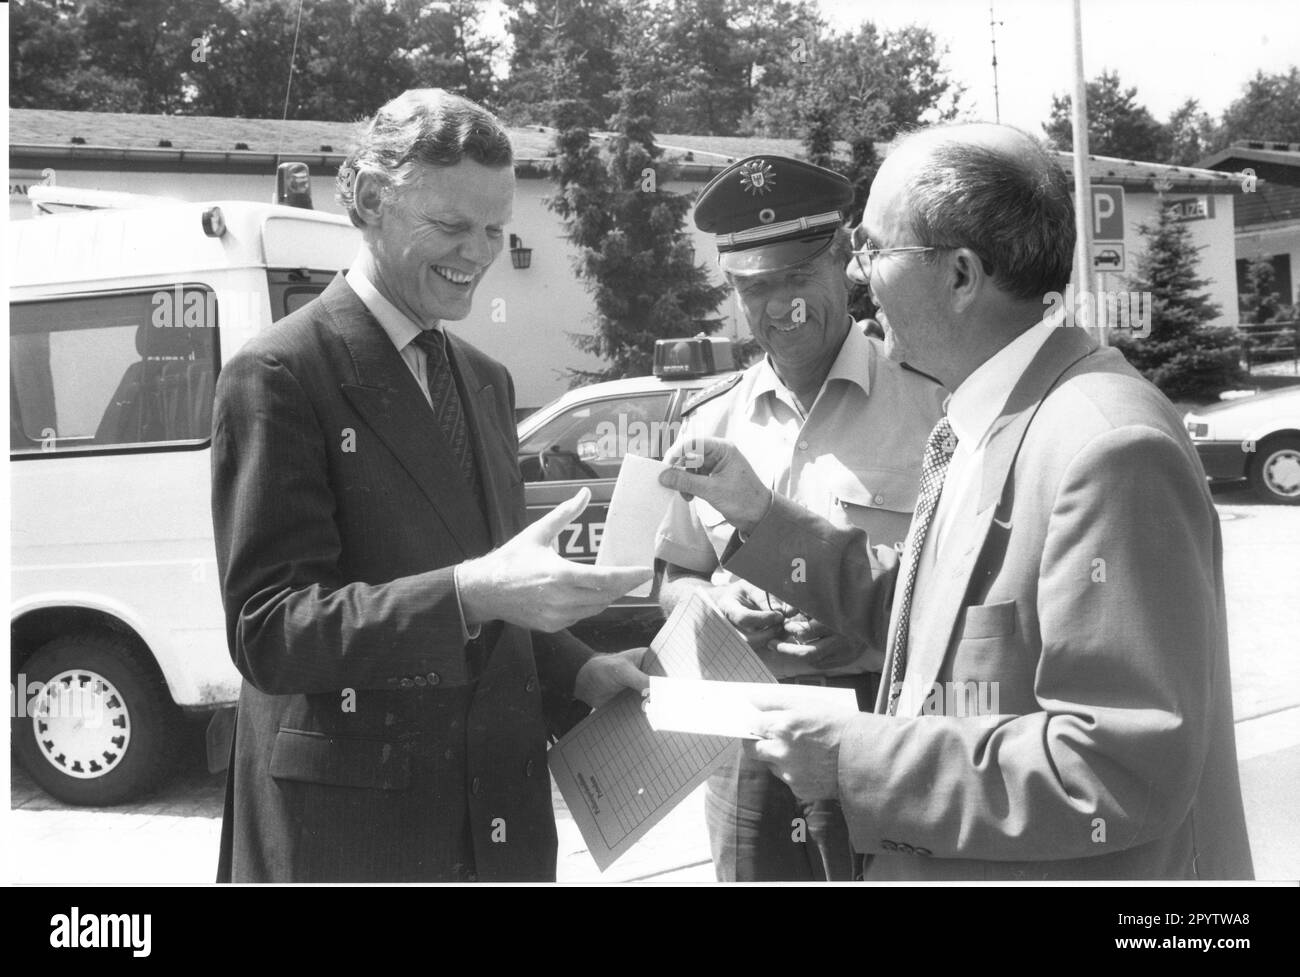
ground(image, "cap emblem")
xmin=739 ymin=159 xmax=776 ymax=196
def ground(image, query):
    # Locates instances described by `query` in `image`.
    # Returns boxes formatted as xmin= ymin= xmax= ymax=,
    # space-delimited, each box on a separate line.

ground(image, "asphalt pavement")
xmin=6 ymin=485 xmax=1297 ymax=884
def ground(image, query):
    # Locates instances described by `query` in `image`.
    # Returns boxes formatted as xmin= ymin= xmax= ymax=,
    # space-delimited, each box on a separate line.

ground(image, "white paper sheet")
xmin=644 ymin=677 xmax=858 ymax=740
xmin=548 ymin=591 xmax=777 ymax=871
xmin=594 ymin=453 xmax=676 ymax=598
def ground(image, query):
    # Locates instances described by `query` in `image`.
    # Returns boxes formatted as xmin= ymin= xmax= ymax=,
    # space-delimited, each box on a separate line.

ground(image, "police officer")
xmin=654 ymin=155 xmax=944 ymax=882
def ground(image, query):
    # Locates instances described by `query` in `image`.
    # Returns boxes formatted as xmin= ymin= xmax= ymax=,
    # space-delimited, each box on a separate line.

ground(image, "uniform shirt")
xmin=345 ymin=264 xmax=479 ymax=642
xmin=655 ymin=323 xmax=946 ymax=677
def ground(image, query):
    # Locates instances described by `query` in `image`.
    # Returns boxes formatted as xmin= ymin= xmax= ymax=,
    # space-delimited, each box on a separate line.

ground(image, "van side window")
xmin=10 ymin=286 xmax=219 ymax=455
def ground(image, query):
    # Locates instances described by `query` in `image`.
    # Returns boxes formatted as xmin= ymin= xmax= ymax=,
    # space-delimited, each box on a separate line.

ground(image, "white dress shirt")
xmin=346 ymin=265 xmax=443 ymax=407
xmin=914 ymin=311 xmax=1062 ymax=591
xmin=345 ymin=264 xmax=481 ymax=642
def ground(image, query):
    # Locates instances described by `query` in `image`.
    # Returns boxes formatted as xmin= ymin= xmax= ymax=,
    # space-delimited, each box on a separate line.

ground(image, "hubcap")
xmin=28 ymin=669 xmax=131 ymax=779
xmin=1263 ymin=448 xmax=1300 ymax=498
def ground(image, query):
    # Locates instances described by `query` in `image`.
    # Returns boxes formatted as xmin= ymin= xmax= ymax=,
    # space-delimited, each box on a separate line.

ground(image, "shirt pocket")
xmin=830 ymin=467 xmax=920 ymax=515
xmin=827 ymin=468 xmax=920 ymax=547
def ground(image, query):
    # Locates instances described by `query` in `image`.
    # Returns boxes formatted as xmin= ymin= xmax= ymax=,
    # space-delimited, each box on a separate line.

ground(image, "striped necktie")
xmin=886 ymin=415 xmax=958 ymax=716
xmin=411 ymin=328 xmax=483 ymax=499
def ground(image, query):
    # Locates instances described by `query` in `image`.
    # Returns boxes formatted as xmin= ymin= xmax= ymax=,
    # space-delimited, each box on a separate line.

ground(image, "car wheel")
xmin=13 ymin=631 xmax=182 ymax=805
xmin=1248 ymin=435 xmax=1300 ymax=505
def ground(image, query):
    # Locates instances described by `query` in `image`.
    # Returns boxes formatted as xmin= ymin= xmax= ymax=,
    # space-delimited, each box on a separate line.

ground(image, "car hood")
xmin=1189 ymin=385 xmax=1300 ymax=418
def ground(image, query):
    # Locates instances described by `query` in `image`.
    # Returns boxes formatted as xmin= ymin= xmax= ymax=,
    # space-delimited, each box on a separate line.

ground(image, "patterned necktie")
xmin=886 ymin=415 xmax=958 ymax=716
xmin=411 ymin=329 xmax=483 ymax=499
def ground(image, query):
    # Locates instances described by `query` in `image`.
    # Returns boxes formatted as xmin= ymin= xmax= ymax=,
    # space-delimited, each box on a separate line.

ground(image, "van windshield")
xmin=266 ymin=268 xmax=337 ymax=322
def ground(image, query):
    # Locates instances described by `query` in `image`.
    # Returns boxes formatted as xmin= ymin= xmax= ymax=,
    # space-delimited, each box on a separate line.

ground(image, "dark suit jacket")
xmin=725 ymin=325 xmax=1254 ymax=880
xmin=211 ymin=274 xmax=592 ymax=882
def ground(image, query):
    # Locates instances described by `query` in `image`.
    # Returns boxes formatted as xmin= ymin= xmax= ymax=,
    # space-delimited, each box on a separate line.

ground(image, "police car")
xmin=517 ymin=335 xmax=743 ymax=620
xmin=1183 ymin=385 xmax=1300 ymax=504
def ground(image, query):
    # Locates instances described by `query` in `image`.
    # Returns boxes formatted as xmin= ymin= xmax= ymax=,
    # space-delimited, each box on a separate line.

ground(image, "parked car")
xmin=517 ymin=335 xmax=741 ymax=621
xmin=1183 ymin=385 xmax=1300 ymax=504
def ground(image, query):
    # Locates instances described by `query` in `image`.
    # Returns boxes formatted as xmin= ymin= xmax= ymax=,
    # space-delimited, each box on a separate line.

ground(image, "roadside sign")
xmin=1166 ymin=195 xmax=1215 ymax=222
xmin=1093 ymin=244 xmax=1125 ymax=272
xmin=1092 ymin=186 xmax=1125 ymax=241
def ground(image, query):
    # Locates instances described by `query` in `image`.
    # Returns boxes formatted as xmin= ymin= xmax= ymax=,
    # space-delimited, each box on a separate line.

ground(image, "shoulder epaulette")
xmin=681 ymin=372 xmax=744 ymax=416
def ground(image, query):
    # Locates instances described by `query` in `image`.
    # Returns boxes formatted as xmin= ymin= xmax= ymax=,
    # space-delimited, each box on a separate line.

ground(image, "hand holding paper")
xmin=459 ymin=486 xmax=650 ymax=631
xmin=595 ymin=454 xmax=677 ymax=597
xmin=746 ymin=689 xmax=859 ymax=802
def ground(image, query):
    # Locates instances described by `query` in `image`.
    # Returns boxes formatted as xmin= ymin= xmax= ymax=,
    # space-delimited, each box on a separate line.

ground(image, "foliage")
xmin=1045 ymin=67 xmax=1300 ymax=165
xmin=10 ymin=0 xmax=500 ymax=119
xmin=547 ymin=7 xmax=728 ymax=384
xmin=1044 ymin=70 xmax=1166 ymax=161
xmin=1218 ymin=68 xmax=1300 ymax=146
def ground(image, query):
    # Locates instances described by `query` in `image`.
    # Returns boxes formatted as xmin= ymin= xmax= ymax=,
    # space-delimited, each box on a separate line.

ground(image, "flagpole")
xmin=1069 ymin=0 xmax=1102 ymax=343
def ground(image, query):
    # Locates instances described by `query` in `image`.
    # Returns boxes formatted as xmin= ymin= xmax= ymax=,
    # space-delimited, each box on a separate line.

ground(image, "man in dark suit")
xmin=211 ymin=89 xmax=649 ymax=883
xmin=661 ymin=123 xmax=1253 ymax=880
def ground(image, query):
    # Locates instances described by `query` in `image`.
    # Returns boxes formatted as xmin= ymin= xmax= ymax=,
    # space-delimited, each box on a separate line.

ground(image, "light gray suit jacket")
xmin=725 ymin=325 xmax=1254 ymax=880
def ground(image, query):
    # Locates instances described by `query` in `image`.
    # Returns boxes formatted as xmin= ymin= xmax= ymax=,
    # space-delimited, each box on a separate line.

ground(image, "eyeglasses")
xmin=848 ymin=241 xmax=943 ymax=282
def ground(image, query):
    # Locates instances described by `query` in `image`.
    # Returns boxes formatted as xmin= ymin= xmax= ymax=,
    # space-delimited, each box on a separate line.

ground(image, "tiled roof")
xmin=9 ymin=108 xmax=367 ymax=156
xmin=1060 ymin=151 xmax=1249 ymax=192
xmin=7 ymin=108 xmax=807 ymax=164
xmin=10 ymin=109 xmax=1250 ymax=191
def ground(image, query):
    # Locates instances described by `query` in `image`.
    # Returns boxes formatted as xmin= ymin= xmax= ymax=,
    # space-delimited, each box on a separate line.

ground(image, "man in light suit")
xmin=212 ymin=89 xmax=649 ymax=882
xmin=660 ymin=123 xmax=1254 ymax=880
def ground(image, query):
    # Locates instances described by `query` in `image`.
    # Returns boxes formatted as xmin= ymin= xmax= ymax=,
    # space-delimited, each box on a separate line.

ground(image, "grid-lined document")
xmin=549 ymin=591 xmax=776 ymax=871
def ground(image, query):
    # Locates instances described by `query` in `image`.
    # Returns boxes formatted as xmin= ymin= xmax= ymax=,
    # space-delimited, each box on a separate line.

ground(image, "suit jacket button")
xmin=882 ymin=839 xmax=897 ymax=852
xmin=427 ymin=672 xmax=441 ymax=686
xmin=915 ymin=847 xmax=932 ymax=857
xmin=413 ymin=675 xmax=427 ymax=687
xmin=443 ymin=748 xmax=455 ymax=762
xmin=526 ymin=677 xmax=538 ymax=693
xmin=471 ymin=777 xmax=482 ymax=795
xmin=898 ymin=842 xmax=915 ymax=855
xmin=398 ymin=678 xmax=414 ymax=689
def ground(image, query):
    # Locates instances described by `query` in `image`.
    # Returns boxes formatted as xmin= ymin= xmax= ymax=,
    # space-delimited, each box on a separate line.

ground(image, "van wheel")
xmin=1248 ymin=435 xmax=1300 ymax=505
xmin=13 ymin=632 xmax=182 ymax=806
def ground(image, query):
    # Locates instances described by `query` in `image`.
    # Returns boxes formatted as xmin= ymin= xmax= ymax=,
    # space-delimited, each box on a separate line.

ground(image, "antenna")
xmin=989 ymin=4 xmax=1004 ymax=123
xmin=275 ymin=0 xmax=307 ymax=163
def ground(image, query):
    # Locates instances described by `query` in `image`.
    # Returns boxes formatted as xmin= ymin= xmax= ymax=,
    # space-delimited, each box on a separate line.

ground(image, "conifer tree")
xmin=1113 ymin=201 xmax=1243 ymax=400
xmin=547 ymin=11 xmax=728 ymax=384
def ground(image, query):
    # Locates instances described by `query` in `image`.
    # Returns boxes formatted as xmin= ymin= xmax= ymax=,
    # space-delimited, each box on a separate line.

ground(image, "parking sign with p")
xmin=1092 ymin=186 xmax=1124 ymax=242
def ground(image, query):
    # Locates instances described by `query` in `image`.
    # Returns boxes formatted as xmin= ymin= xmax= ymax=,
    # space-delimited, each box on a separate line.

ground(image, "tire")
xmin=1248 ymin=435 xmax=1300 ymax=505
xmin=12 ymin=631 xmax=183 ymax=805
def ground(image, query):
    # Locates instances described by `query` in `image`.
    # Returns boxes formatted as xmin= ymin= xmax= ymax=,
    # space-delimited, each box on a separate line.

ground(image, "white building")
xmin=10 ymin=109 xmax=1248 ymax=408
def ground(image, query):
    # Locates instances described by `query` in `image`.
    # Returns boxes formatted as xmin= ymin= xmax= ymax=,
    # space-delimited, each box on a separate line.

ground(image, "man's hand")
xmin=745 ymin=696 xmax=852 ymax=801
xmin=458 ymin=488 xmax=650 ymax=632
xmin=766 ymin=615 xmax=878 ymax=672
xmin=659 ymin=436 xmax=773 ymax=535
xmin=573 ymin=647 xmax=650 ymax=709
xmin=713 ymin=579 xmax=785 ymax=651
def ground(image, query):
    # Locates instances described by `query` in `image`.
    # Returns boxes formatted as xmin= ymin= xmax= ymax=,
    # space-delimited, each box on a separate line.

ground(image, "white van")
xmin=9 ymin=188 xmax=358 ymax=804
